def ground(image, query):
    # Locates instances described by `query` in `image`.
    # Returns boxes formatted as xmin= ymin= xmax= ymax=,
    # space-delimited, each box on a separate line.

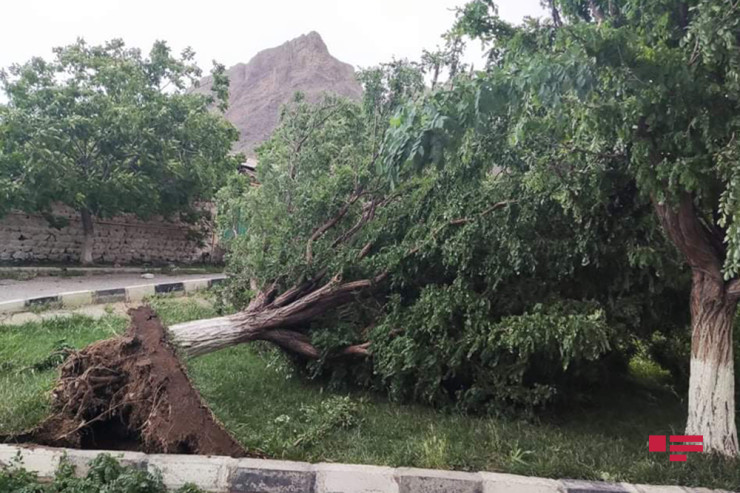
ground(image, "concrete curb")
xmin=0 ymin=277 xmax=226 ymax=314
xmin=0 ymin=445 xmax=733 ymax=493
xmin=0 ymin=266 xmax=223 ymax=277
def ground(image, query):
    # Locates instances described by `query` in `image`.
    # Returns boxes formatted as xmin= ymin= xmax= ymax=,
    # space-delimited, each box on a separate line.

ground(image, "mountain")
xmin=194 ymin=31 xmax=363 ymax=156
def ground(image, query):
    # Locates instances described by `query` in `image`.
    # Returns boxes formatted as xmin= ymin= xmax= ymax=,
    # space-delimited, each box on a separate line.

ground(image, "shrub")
xmin=0 ymin=453 xmax=202 ymax=493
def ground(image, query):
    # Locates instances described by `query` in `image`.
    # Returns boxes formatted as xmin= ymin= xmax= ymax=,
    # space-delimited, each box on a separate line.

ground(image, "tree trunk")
xmin=80 ymin=208 xmax=95 ymax=266
xmin=655 ymin=194 xmax=739 ymax=456
xmin=169 ymin=273 xmax=383 ymax=359
xmin=686 ymin=272 xmax=739 ymax=456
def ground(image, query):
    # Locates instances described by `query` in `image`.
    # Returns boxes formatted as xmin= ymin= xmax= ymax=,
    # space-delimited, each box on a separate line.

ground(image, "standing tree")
xmin=384 ymin=0 xmax=740 ymax=455
xmin=0 ymin=39 xmax=239 ymax=264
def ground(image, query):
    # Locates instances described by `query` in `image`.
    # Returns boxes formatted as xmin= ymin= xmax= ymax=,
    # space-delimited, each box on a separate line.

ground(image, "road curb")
xmin=0 ymin=266 xmax=223 ymax=278
xmin=0 ymin=445 xmax=733 ymax=493
xmin=0 ymin=277 xmax=226 ymax=314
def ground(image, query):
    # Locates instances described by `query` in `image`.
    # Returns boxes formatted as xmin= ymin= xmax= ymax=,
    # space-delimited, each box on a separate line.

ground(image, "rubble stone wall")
xmin=0 ymin=205 xmax=220 ymax=265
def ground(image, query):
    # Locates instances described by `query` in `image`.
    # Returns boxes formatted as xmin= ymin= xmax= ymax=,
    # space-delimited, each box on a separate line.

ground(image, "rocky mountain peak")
xmin=194 ymin=32 xmax=362 ymax=156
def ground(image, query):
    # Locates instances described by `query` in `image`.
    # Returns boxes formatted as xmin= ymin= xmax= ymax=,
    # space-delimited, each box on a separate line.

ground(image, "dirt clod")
xmin=6 ymin=306 xmax=248 ymax=457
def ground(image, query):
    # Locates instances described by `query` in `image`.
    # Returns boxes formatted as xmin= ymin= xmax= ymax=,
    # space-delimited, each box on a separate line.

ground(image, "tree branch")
xmin=258 ymin=330 xmax=371 ymax=359
xmin=726 ymin=278 xmax=740 ymax=300
xmin=268 ymin=268 xmax=328 ymax=309
xmin=306 ymin=193 xmax=362 ymax=263
xmin=408 ymin=200 xmax=515 ymax=256
xmin=654 ymin=193 xmax=724 ymax=282
xmin=247 ymin=280 xmax=278 ymax=311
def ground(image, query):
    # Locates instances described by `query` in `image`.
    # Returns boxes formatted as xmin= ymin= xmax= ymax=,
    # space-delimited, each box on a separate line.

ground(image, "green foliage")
xmin=217 ymin=58 xmax=687 ymax=412
xmin=381 ymin=0 xmax=740 ymax=399
xmin=0 ymin=453 xmax=202 ymax=492
xmin=291 ymin=396 xmax=364 ymax=449
xmin=218 ymin=92 xmax=380 ymax=298
xmin=388 ymin=0 xmax=740 ymax=282
xmin=27 ymin=339 xmax=74 ymax=372
xmin=0 ymin=39 xmax=240 ymax=245
xmin=373 ymin=296 xmax=612 ymax=411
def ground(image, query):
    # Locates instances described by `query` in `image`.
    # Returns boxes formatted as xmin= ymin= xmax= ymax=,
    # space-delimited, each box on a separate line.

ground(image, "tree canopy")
xmin=380 ymin=0 xmax=740 ymax=455
xmin=0 ymin=39 xmax=240 ymax=263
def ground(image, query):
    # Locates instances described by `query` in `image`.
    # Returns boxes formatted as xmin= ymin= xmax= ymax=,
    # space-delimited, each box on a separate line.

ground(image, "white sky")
xmin=0 ymin=0 xmax=544 ymax=74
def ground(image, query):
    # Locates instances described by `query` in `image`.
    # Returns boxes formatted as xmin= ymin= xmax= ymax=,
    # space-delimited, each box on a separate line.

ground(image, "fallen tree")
xmin=184 ymin=72 xmax=683 ymax=414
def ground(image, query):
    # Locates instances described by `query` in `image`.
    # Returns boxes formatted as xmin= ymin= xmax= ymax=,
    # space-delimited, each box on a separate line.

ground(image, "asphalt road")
xmin=0 ymin=272 xmax=225 ymax=302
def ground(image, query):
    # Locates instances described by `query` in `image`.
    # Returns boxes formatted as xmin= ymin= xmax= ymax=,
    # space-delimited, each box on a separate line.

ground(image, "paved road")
xmin=0 ymin=272 xmax=225 ymax=302
xmin=0 ymin=296 xmax=214 ymax=326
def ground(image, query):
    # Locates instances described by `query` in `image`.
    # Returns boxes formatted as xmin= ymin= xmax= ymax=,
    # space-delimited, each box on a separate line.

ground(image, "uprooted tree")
xmin=381 ymin=0 xmax=740 ymax=455
xmin=0 ymin=39 xmax=240 ymax=264
xmin=168 ymin=60 xmax=683 ymax=412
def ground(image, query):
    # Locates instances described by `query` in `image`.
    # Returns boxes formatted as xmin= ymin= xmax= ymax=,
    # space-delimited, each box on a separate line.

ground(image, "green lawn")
xmin=1 ymin=297 xmax=739 ymax=489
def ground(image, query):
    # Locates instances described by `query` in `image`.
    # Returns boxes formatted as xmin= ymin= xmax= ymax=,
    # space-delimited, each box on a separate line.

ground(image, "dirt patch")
xmin=4 ymin=306 xmax=248 ymax=457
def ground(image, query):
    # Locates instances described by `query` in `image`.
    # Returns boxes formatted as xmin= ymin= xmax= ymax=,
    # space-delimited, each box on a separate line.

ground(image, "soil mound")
xmin=5 ymin=306 xmax=248 ymax=457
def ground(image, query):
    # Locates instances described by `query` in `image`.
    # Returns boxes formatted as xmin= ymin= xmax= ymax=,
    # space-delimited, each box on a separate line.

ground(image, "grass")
xmin=1 ymin=298 xmax=739 ymax=489
xmin=0 ymin=314 xmax=126 ymax=433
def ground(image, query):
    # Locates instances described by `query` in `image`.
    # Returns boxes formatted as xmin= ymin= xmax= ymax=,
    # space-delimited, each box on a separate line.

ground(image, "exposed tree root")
xmin=3 ymin=306 xmax=249 ymax=457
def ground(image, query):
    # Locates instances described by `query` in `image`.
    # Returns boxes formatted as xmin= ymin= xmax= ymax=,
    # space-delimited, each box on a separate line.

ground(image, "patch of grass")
xmin=0 ymin=314 xmax=126 ymax=435
xmin=148 ymin=295 xmax=223 ymax=323
xmin=0 ymin=270 xmax=39 ymax=281
xmin=2 ymin=302 xmax=739 ymax=489
xmin=629 ymin=354 xmax=673 ymax=387
xmin=26 ymin=300 xmax=64 ymax=314
xmin=189 ymin=345 xmax=740 ymax=489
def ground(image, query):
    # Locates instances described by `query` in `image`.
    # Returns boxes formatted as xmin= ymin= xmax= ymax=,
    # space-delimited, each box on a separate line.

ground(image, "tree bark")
xmin=686 ymin=273 xmax=739 ymax=455
xmin=169 ymin=273 xmax=385 ymax=359
xmin=655 ymin=193 xmax=739 ymax=456
xmin=169 ymin=316 xmax=370 ymax=360
xmin=80 ymin=208 xmax=95 ymax=266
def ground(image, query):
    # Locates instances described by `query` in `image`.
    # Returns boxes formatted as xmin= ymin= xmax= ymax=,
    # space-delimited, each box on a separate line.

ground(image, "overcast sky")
xmin=1 ymin=0 xmax=544 ymax=74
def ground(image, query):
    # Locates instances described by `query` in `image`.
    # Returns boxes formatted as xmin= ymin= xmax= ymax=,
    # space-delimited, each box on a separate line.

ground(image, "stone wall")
xmin=0 ymin=205 xmax=220 ymax=265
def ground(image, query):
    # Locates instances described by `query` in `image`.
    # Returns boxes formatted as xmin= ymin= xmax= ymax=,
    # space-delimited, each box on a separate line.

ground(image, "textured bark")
xmin=655 ymin=193 xmax=739 ymax=456
xmin=686 ymin=277 xmax=739 ymax=455
xmin=169 ymin=273 xmax=385 ymax=359
xmin=80 ymin=208 xmax=95 ymax=266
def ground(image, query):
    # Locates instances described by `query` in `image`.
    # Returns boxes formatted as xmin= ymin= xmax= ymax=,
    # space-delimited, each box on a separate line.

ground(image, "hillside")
xmin=195 ymin=31 xmax=363 ymax=156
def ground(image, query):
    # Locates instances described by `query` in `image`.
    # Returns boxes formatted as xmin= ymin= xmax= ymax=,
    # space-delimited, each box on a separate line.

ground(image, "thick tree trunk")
xmin=169 ymin=315 xmax=368 ymax=360
xmin=686 ymin=272 xmax=739 ymax=456
xmin=80 ymin=208 xmax=95 ymax=266
xmin=655 ymin=194 xmax=739 ymax=456
xmin=169 ymin=316 xmax=244 ymax=357
xmin=169 ymin=274 xmax=383 ymax=359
